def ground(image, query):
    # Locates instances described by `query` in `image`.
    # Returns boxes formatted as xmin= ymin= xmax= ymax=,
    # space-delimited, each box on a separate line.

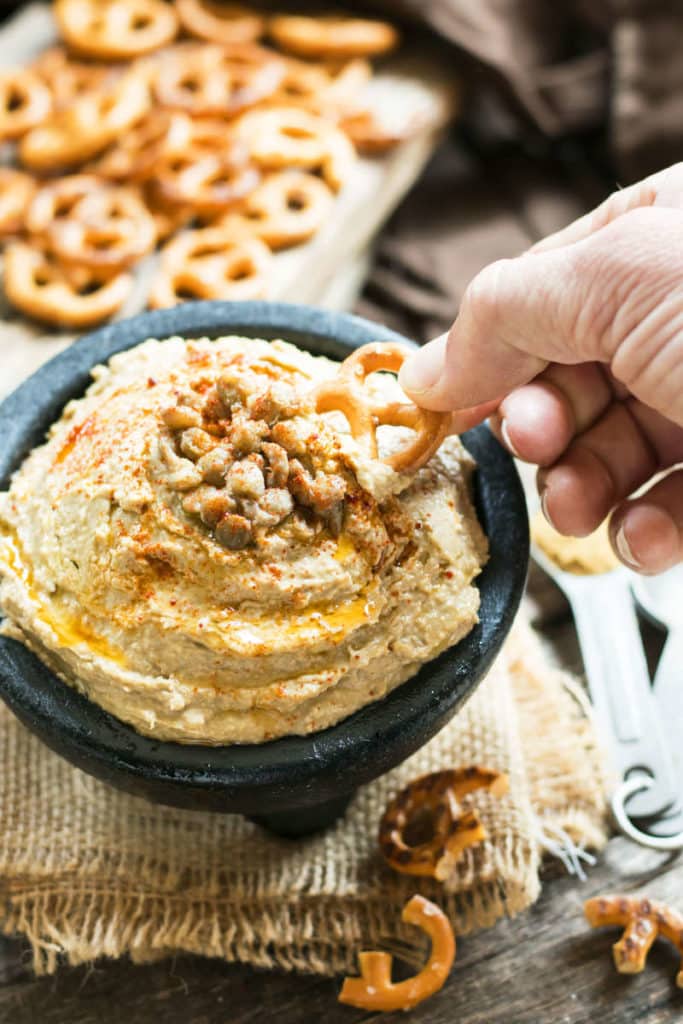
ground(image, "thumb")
xmin=399 ymin=206 xmax=683 ymax=424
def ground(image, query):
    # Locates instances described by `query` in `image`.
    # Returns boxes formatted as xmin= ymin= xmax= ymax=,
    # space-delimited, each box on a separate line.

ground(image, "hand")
xmin=399 ymin=163 xmax=683 ymax=574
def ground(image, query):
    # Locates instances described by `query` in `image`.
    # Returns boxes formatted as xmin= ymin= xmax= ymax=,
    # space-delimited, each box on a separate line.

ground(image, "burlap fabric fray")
xmin=0 ymin=608 xmax=607 ymax=976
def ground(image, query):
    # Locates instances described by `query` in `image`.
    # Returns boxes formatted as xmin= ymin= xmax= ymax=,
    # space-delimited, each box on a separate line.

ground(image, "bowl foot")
xmin=248 ymin=792 xmax=354 ymax=838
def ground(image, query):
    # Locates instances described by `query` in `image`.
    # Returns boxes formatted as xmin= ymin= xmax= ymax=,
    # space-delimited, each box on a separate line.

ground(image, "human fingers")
xmin=530 ymin=161 xmax=683 ymax=253
xmin=609 ymin=469 xmax=683 ymax=574
xmin=399 ymin=207 xmax=683 ymax=425
xmin=489 ymin=362 xmax=613 ymax=465
xmin=537 ymin=400 xmax=683 ymax=537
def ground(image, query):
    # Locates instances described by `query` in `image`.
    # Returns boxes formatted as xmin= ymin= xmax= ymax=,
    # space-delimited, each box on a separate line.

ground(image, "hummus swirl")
xmin=0 ymin=336 xmax=487 ymax=744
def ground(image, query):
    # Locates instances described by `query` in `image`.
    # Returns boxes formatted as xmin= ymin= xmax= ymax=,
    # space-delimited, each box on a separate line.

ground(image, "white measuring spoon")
xmin=532 ymin=545 xmax=679 ymax=823
xmin=632 ymin=566 xmax=683 ymax=812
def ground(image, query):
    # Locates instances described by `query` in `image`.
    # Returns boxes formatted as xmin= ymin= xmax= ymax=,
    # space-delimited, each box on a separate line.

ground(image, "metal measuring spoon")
xmin=531 ymin=542 xmax=679 ymax=827
xmin=632 ymin=566 xmax=683 ymax=832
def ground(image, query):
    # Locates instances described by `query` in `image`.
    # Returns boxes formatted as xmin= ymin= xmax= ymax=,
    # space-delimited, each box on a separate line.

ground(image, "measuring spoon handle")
xmin=653 ymin=629 xmax=683 ymax=804
xmin=566 ymin=573 xmax=677 ymax=818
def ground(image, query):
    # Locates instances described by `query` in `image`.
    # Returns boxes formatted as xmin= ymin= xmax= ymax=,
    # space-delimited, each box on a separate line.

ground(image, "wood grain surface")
xmin=1 ymin=837 xmax=682 ymax=1024
xmin=1 ymin=116 xmax=678 ymax=1024
xmin=1 ymin=7 xmax=680 ymax=1023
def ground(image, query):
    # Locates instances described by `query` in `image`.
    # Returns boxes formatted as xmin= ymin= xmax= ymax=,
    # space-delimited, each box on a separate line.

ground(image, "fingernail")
xmin=540 ymin=489 xmax=555 ymax=528
xmin=500 ymin=418 xmax=521 ymax=458
xmin=399 ymin=335 xmax=446 ymax=396
xmin=615 ymin=522 xmax=641 ymax=570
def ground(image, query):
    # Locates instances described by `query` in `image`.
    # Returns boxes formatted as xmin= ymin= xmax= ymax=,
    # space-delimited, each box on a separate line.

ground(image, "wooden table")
xmin=1 ymin=11 xmax=681 ymax=1014
xmin=0 ymin=837 xmax=681 ymax=1023
xmin=2 ymin=160 xmax=682 ymax=1021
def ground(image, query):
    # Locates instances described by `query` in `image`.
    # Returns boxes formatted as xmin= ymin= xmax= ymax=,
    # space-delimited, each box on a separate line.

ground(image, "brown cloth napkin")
xmin=356 ymin=1 xmax=683 ymax=341
xmin=0 ymin=611 xmax=607 ymax=975
xmin=356 ymin=144 xmax=607 ymax=342
xmin=368 ymin=0 xmax=683 ymax=178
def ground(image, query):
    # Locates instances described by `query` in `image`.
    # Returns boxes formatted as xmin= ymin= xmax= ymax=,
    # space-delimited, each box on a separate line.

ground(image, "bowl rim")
xmin=0 ymin=301 xmax=528 ymax=806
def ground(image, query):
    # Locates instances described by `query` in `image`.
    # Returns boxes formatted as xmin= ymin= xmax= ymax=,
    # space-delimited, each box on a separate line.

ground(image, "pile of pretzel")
xmin=0 ymin=0 xmax=403 ymax=328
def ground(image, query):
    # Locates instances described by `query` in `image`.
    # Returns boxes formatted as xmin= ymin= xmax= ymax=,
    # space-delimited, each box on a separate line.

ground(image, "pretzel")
xmin=4 ymin=241 xmax=132 ymax=327
xmin=0 ymin=70 xmax=52 ymax=142
xmin=92 ymin=111 xmax=192 ymax=181
xmin=142 ymin=183 xmax=193 ymax=242
xmin=324 ymin=58 xmax=373 ymax=109
xmin=339 ymin=895 xmax=455 ymax=1012
xmin=54 ymin=0 xmax=178 ymax=60
xmin=313 ymin=343 xmax=454 ymax=474
xmin=168 ymin=114 xmax=237 ymax=158
xmin=148 ymin=227 xmax=271 ymax=307
xmin=27 ymin=175 xmax=154 ymax=267
xmin=0 ymin=169 xmax=36 ymax=239
xmin=235 ymin=106 xmax=355 ymax=191
xmin=26 ymin=174 xmax=100 ymax=235
xmin=153 ymin=43 xmax=283 ymax=118
xmin=340 ymin=109 xmax=415 ymax=154
xmin=319 ymin=124 xmax=355 ymax=192
xmin=270 ymin=58 xmax=370 ymax=116
xmin=378 ymin=767 xmax=509 ymax=879
xmin=176 ymin=0 xmax=265 ymax=45
xmin=237 ymin=170 xmax=334 ymax=249
xmin=585 ymin=895 xmax=683 ymax=987
xmin=270 ymin=59 xmax=334 ymax=114
xmin=19 ymin=72 xmax=149 ymax=172
xmin=31 ymin=47 xmax=113 ymax=109
xmin=269 ymin=14 xmax=399 ymax=60
xmin=49 ymin=185 xmax=157 ymax=269
xmin=153 ymin=137 xmax=260 ymax=214
xmin=235 ymin=106 xmax=334 ymax=166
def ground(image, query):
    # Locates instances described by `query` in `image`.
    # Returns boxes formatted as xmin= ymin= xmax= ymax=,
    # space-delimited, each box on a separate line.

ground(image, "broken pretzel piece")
xmin=585 ymin=895 xmax=683 ymax=988
xmin=379 ymin=767 xmax=509 ymax=880
xmin=312 ymin=342 xmax=452 ymax=474
xmin=338 ymin=894 xmax=455 ymax=1012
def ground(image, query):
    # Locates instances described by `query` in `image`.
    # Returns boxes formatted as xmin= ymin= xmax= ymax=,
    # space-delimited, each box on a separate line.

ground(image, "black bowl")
xmin=0 ymin=302 xmax=528 ymax=836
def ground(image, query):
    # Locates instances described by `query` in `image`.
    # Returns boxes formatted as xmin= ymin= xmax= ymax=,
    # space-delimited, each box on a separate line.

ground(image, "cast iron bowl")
xmin=0 ymin=302 xmax=528 ymax=836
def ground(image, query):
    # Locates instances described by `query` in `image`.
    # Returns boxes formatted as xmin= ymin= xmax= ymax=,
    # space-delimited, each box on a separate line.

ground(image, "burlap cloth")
xmin=0 ymin=604 xmax=608 ymax=976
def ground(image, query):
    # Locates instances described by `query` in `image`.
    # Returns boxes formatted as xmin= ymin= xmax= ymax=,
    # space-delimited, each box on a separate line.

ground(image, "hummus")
xmin=0 ymin=335 xmax=487 ymax=745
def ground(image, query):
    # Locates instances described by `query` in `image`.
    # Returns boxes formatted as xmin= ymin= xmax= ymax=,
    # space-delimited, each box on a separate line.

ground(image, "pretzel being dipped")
xmin=339 ymin=895 xmax=455 ymax=1012
xmin=585 ymin=895 xmax=683 ymax=987
xmin=313 ymin=342 xmax=454 ymax=475
xmin=379 ymin=767 xmax=509 ymax=879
